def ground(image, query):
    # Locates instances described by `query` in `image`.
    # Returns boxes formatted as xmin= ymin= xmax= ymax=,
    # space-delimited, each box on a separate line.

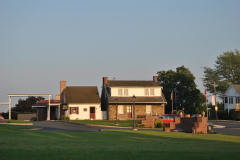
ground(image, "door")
xmin=127 ymin=106 xmax=132 ymax=118
xmin=90 ymin=107 xmax=95 ymax=119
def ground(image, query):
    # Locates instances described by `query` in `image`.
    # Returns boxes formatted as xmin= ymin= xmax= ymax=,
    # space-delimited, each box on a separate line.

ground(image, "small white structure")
xmin=224 ymin=84 xmax=240 ymax=114
xmin=61 ymin=84 xmax=102 ymax=120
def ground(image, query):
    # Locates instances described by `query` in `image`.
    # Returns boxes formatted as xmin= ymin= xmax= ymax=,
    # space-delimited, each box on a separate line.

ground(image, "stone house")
xmin=101 ymin=76 xmax=167 ymax=120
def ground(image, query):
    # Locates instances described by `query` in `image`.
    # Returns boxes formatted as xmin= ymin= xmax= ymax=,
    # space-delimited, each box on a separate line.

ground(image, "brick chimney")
xmin=103 ymin=77 xmax=108 ymax=85
xmin=60 ymin=81 xmax=66 ymax=103
xmin=153 ymin=76 xmax=158 ymax=82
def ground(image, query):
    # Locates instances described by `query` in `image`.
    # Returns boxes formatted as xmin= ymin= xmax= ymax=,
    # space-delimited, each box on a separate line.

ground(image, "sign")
xmin=212 ymin=95 xmax=216 ymax=105
xmin=83 ymin=108 xmax=87 ymax=112
xmin=235 ymin=104 xmax=239 ymax=111
xmin=215 ymin=106 xmax=218 ymax=112
xmin=62 ymin=103 xmax=68 ymax=111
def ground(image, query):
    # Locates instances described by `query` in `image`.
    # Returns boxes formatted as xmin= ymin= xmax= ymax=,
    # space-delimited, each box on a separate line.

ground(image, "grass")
xmin=71 ymin=120 xmax=142 ymax=127
xmin=7 ymin=120 xmax=31 ymax=123
xmin=1 ymin=125 xmax=240 ymax=160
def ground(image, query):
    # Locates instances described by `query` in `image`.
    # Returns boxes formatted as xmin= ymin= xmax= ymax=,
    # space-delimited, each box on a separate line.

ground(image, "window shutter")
xmin=70 ymin=107 xmax=72 ymax=114
xmin=77 ymin=107 xmax=79 ymax=114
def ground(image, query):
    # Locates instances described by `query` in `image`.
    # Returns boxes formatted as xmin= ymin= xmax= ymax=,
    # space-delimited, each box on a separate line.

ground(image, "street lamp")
xmin=132 ymin=95 xmax=137 ymax=130
xmin=115 ymin=98 xmax=118 ymax=125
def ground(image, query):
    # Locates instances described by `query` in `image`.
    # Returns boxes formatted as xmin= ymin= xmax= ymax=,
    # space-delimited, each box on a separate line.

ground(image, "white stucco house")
xmin=224 ymin=84 xmax=240 ymax=113
xmin=60 ymin=81 xmax=103 ymax=120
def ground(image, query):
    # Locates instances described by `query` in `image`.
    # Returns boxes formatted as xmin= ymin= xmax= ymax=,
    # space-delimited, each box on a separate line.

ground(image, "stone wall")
xmin=17 ymin=113 xmax=36 ymax=120
xmin=108 ymin=104 xmax=165 ymax=120
xmin=165 ymin=114 xmax=208 ymax=134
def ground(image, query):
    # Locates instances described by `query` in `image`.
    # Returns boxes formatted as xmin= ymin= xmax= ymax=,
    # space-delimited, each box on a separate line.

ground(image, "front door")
xmin=90 ymin=107 xmax=95 ymax=119
xmin=127 ymin=106 xmax=132 ymax=118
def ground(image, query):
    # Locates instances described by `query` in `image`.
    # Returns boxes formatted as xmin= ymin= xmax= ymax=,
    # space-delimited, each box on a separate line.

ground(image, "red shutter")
xmin=70 ymin=107 xmax=72 ymax=114
xmin=77 ymin=107 xmax=79 ymax=114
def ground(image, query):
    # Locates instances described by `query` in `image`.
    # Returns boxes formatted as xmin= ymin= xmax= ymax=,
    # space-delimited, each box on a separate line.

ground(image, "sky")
xmin=0 ymin=0 xmax=240 ymax=112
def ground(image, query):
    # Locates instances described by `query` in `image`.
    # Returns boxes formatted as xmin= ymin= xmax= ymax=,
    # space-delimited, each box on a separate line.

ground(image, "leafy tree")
xmin=157 ymin=65 xmax=206 ymax=114
xmin=203 ymin=49 xmax=240 ymax=100
xmin=11 ymin=96 xmax=45 ymax=119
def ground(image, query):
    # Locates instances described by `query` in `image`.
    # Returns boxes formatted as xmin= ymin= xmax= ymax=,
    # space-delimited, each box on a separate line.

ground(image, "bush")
xmin=236 ymin=117 xmax=240 ymax=121
xmin=229 ymin=109 xmax=240 ymax=120
xmin=154 ymin=120 xmax=163 ymax=128
xmin=217 ymin=110 xmax=227 ymax=120
xmin=60 ymin=116 xmax=70 ymax=121
xmin=139 ymin=124 xmax=146 ymax=127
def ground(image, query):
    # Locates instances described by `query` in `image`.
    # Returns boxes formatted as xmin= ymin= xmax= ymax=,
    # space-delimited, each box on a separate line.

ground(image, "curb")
xmin=63 ymin=121 xmax=163 ymax=130
xmin=213 ymin=125 xmax=226 ymax=128
xmin=0 ymin=123 xmax=33 ymax=125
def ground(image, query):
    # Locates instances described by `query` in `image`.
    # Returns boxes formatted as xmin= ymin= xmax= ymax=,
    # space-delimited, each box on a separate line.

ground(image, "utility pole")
xmin=174 ymin=88 xmax=177 ymax=111
xmin=214 ymin=81 xmax=218 ymax=121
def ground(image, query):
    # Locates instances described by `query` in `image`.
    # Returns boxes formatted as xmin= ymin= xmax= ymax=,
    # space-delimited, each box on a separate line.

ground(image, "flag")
xmin=171 ymin=90 xmax=173 ymax=100
xmin=204 ymin=90 xmax=206 ymax=99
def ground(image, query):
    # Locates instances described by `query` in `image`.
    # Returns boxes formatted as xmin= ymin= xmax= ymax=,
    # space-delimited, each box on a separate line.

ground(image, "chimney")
xmin=103 ymin=77 xmax=108 ymax=85
xmin=153 ymin=76 xmax=158 ymax=82
xmin=60 ymin=81 xmax=66 ymax=103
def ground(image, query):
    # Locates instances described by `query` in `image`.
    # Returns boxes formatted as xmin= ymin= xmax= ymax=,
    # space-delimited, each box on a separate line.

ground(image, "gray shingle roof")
xmin=108 ymin=93 xmax=167 ymax=103
xmin=64 ymin=86 xmax=100 ymax=104
xmin=105 ymin=81 xmax=159 ymax=87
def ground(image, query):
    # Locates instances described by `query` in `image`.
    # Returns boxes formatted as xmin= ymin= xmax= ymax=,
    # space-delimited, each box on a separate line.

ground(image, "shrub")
xmin=154 ymin=120 xmax=163 ymax=128
xmin=60 ymin=116 xmax=70 ymax=121
xmin=217 ymin=110 xmax=227 ymax=120
xmin=139 ymin=124 xmax=146 ymax=127
xmin=229 ymin=109 xmax=240 ymax=120
xmin=236 ymin=117 xmax=240 ymax=121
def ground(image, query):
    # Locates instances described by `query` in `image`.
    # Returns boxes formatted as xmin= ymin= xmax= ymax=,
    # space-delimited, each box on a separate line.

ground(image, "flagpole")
xmin=205 ymin=86 xmax=208 ymax=120
xmin=171 ymin=90 xmax=173 ymax=114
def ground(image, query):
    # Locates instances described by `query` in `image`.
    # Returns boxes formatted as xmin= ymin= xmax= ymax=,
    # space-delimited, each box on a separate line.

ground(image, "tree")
xmin=203 ymin=49 xmax=240 ymax=100
xmin=157 ymin=65 xmax=206 ymax=114
xmin=11 ymin=96 xmax=45 ymax=119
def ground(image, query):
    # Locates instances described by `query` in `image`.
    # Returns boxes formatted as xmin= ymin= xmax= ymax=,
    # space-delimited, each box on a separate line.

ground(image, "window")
xmin=150 ymin=89 xmax=154 ymax=95
xmin=118 ymin=105 xmax=124 ymax=114
xmin=225 ymin=97 xmax=228 ymax=103
xmin=70 ymin=107 xmax=79 ymax=114
xmin=118 ymin=89 xmax=122 ymax=96
xmin=145 ymin=89 xmax=149 ymax=95
xmin=229 ymin=97 xmax=233 ymax=104
xmin=236 ymin=97 xmax=240 ymax=103
xmin=124 ymin=89 xmax=128 ymax=96
xmin=146 ymin=105 xmax=152 ymax=114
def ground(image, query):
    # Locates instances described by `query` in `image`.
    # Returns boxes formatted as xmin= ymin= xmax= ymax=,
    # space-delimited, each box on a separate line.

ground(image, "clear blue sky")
xmin=0 ymin=0 xmax=240 ymax=112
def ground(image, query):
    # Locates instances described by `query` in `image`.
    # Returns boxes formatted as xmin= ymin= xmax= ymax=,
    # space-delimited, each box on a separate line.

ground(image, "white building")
xmin=224 ymin=84 xmax=240 ymax=113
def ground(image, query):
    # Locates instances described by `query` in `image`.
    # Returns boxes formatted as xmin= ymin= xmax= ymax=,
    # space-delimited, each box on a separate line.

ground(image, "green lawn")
xmin=7 ymin=120 xmax=31 ymax=123
xmin=71 ymin=120 xmax=142 ymax=127
xmin=0 ymin=125 xmax=240 ymax=160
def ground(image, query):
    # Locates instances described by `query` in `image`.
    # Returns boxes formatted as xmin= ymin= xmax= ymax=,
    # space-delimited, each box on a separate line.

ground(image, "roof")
xmin=64 ymin=86 xmax=100 ymax=104
xmin=32 ymin=100 xmax=61 ymax=107
xmin=231 ymin=84 xmax=240 ymax=94
xmin=108 ymin=96 xmax=167 ymax=103
xmin=105 ymin=80 xmax=159 ymax=87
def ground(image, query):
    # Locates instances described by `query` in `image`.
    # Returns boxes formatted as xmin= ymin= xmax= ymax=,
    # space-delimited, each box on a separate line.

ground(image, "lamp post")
xmin=115 ymin=98 xmax=118 ymax=125
xmin=174 ymin=88 xmax=177 ymax=112
xmin=132 ymin=95 xmax=136 ymax=130
xmin=182 ymin=107 xmax=185 ymax=117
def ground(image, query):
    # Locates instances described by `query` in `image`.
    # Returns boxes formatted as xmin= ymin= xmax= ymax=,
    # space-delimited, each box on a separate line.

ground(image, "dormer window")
xmin=124 ymin=89 xmax=128 ymax=96
xmin=145 ymin=89 xmax=149 ymax=96
xmin=118 ymin=89 xmax=122 ymax=96
xmin=150 ymin=89 xmax=154 ymax=95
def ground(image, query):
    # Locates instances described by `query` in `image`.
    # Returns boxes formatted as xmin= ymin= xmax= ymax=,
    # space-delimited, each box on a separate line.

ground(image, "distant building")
xmin=224 ymin=84 xmax=240 ymax=113
xmin=101 ymin=76 xmax=167 ymax=120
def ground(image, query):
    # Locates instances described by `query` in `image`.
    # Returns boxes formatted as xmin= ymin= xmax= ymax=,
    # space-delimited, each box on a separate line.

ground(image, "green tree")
xmin=11 ymin=96 xmax=45 ymax=119
xmin=157 ymin=65 xmax=206 ymax=114
xmin=203 ymin=49 xmax=240 ymax=100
